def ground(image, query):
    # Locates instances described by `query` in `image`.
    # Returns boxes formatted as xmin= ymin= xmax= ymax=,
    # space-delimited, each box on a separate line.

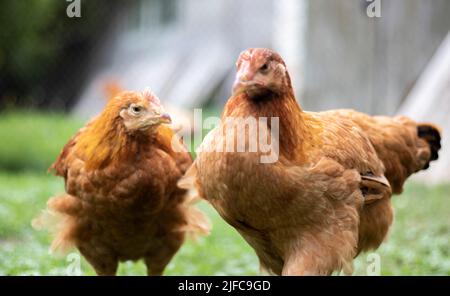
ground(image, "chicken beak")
xmin=233 ymin=64 xmax=255 ymax=95
xmin=233 ymin=77 xmax=251 ymax=95
xmin=159 ymin=113 xmax=172 ymax=124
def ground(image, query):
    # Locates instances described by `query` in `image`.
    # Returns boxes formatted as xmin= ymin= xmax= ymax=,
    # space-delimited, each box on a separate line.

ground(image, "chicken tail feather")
xmin=417 ymin=123 xmax=442 ymax=169
xmin=32 ymin=194 xmax=80 ymax=255
xmin=178 ymin=164 xmax=211 ymax=240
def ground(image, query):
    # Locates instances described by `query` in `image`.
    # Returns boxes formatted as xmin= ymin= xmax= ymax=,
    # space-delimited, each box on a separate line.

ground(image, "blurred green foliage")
xmin=0 ymin=110 xmax=82 ymax=171
xmin=0 ymin=0 xmax=119 ymax=107
xmin=0 ymin=1 xmax=59 ymax=92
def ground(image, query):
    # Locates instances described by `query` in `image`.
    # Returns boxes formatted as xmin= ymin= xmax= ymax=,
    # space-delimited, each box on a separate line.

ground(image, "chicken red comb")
xmin=142 ymin=88 xmax=161 ymax=105
xmin=236 ymin=48 xmax=285 ymax=69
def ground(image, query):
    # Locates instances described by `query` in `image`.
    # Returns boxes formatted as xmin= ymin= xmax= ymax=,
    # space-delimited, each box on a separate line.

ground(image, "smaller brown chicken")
xmin=33 ymin=89 xmax=210 ymax=275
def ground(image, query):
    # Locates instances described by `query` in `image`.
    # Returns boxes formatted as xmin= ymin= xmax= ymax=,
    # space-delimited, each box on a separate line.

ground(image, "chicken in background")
xmin=33 ymin=89 xmax=210 ymax=275
xmin=179 ymin=48 xmax=441 ymax=275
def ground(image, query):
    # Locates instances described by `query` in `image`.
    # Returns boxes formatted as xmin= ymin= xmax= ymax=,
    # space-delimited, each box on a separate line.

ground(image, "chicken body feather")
xmin=191 ymin=98 xmax=389 ymax=275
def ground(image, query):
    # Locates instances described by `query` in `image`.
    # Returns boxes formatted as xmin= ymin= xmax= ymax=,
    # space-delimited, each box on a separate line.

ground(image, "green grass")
xmin=352 ymin=183 xmax=450 ymax=275
xmin=0 ymin=110 xmax=448 ymax=275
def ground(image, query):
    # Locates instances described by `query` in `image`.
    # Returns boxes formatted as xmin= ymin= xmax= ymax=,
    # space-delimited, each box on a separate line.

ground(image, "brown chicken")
xmin=179 ymin=48 xmax=441 ymax=275
xmin=33 ymin=89 xmax=210 ymax=275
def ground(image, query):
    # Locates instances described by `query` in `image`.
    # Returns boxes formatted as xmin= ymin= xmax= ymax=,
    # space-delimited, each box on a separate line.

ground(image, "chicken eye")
xmin=130 ymin=105 xmax=143 ymax=115
xmin=259 ymin=63 xmax=269 ymax=73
